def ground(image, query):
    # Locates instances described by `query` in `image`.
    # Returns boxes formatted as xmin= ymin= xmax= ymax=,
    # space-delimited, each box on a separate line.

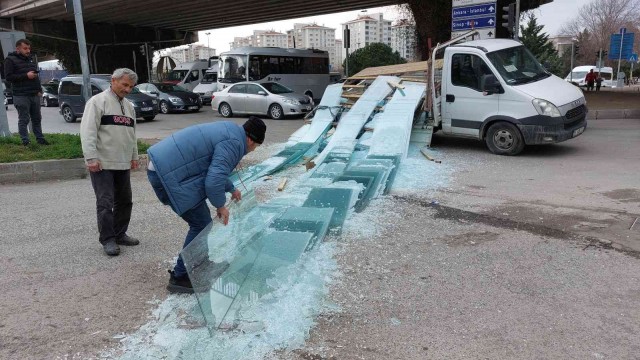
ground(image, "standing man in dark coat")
xmin=4 ymin=39 xmax=47 ymax=146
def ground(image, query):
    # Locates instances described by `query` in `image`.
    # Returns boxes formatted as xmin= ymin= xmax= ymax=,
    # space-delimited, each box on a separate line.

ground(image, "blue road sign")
xmin=630 ymin=53 xmax=638 ymax=63
xmin=452 ymin=3 xmax=496 ymax=19
xmin=452 ymin=16 xmax=496 ymax=31
xmin=609 ymin=32 xmax=635 ymax=60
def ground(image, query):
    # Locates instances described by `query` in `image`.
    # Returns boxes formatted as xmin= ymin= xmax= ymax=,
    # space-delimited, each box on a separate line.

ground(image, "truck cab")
xmin=433 ymin=38 xmax=587 ymax=155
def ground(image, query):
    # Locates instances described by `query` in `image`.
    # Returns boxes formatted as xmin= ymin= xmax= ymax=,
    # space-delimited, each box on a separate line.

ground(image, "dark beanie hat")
xmin=243 ymin=116 xmax=266 ymax=144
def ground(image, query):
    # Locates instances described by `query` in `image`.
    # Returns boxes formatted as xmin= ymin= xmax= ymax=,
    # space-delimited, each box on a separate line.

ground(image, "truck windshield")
xmin=486 ymin=45 xmax=550 ymax=85
xmin=219 ymin=55 xmax=247 ymax=83
xmin=166 ymin=70 xmax=188 ymax=81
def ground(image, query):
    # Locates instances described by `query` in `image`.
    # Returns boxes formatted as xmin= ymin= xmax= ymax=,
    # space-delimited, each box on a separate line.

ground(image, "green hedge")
xmin=0 ymin=133 xmax=149 ymax=163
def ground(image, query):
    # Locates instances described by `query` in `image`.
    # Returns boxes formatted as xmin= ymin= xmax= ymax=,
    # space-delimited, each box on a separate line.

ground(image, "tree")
xmin=561 ymin=0 xmax=640 ymax=67
xmin=519 ymin=13 xmax=564 ymax=76
xmin=343 ymin=43 xmax=406 ymax=77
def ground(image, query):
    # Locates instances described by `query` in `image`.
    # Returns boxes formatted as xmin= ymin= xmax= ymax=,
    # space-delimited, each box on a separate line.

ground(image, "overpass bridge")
xmin=0 ymin=0 xmax=403 ymax=79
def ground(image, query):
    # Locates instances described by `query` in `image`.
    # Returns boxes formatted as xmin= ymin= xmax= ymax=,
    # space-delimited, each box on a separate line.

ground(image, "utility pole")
xmin=344 ymin=25 xmax=350 ymax=77
xmin=205 ymin=32 xmax=211 ymax=58
xmin=514 ymin=0 xmax=520 ymax=40
xmin=72 ymin=0 xmax=92 ymax=104
xmin=570 ymin=41 xmax=575 ymax=82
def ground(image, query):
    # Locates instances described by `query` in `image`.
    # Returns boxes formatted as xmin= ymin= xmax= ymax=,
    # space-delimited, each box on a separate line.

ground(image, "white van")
xmin=192 ymin=63 xmax=219 ymax=105
xmin=426 ymin=37 xmax=587 ymax=155
xmin=164 ymin=59 xmax=210 ymax=91
xmin=565 ymin=65 xmax=613 ymax=88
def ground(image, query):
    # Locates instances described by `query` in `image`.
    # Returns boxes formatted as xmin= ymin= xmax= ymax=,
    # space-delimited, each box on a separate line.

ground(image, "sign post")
xmin=617 ymin=28 xmax=625 ymax=84
xmin=630 ymin=53 xmax=638 ymax=85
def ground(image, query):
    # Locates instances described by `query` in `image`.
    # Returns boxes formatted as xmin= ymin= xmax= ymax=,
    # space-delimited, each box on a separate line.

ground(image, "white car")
xmin=211 ymin=81 xmax=313 ymax=120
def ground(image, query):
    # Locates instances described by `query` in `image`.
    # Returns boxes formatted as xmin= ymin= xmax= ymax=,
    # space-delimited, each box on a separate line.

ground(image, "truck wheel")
xmin=485 ymin=122 xmax=524 ymax=155
xmin=219 ymin=103 xmax=232 ymax=117
xmin=62 ymin=106 xmax=76 ymax=123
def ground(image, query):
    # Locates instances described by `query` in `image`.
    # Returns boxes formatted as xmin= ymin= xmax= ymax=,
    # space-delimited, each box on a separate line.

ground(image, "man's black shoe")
xmin=36 ymin=139 xmax=50 ymax=145
xmin=116 ymin=234 xmax=140 ymax=246
xmin=167 ymin=270 xmax=194 ymax=294
xmin=103 ymin=240 xmax=121 ymax=256
xmin=22 ymin=140 xmax=30 ymax=146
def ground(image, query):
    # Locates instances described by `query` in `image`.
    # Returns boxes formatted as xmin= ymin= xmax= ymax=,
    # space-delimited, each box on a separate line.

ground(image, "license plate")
xmin=141 ymin=107 xmax=153 ymax=111
xmin=572 ymin=127 xmax=584 ymax=137
xmin=188 ymin=106 xmax=199 ymax=110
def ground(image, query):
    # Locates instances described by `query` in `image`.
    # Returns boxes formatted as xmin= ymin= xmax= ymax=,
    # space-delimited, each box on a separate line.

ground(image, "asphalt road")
xmin=4 ymin=104 xmax=304 ymax=144
xmin=1 ymin=114 xmax=639 ymax=358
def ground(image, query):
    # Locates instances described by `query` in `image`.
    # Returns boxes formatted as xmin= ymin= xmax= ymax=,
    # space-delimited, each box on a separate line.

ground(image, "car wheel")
xmin=269 ymin=104 xmax=284 ymax=120
xmin=159 ymin=101 xmax=170 ymax=114
xmin=61 ymin=106 xmax=76 ymax=123
xmin=143 ymin=116 xmax=155 ymax=121
xmin=485 ymin=121 xmax=525 ymax=156
xmin=219 ymin=102 xmax=233 ymax=117
xmin=43 ymin=98 xmax=49 ymax=107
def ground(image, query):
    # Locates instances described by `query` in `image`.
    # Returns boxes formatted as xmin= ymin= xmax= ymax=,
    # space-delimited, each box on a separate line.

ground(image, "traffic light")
xmin=574 ymin=43 xmax=580 ymax=55
xmin=139 ymin=45 xmax=146 ymax=56
xmin=501 ymin=2 xmax=516 ymax=37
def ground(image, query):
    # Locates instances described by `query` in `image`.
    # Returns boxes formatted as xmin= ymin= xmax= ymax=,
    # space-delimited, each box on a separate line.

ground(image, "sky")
xmin=189 ymin=0 xmax=590 ymax=54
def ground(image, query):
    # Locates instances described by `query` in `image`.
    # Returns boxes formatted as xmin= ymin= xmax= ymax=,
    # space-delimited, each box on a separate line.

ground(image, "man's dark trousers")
xmin=90 ymin=169 xmax=133 ymax=245
xmin=13 ymin=95 xmax=43 ymax=143
xmin=147 ymin=170 xmax=212 ymax=278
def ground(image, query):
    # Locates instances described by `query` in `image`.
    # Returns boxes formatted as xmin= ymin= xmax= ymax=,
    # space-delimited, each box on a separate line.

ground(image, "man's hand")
xmin=131 ymin=160 xmax=139 ymax=170
xmin=27 ymin=71 xmax=38 ymax=80
xmin=217 ymin=207 xmax=230 ymax=225
xmin=86 ymin=159 xmax=102 ymax=173
xmin=231 ymin=189 xmax=242 ymax=202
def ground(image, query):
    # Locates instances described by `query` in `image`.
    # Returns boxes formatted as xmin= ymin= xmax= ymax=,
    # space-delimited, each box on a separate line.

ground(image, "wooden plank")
xmin=342 ymin=84 xmax=367 ymax=88
xmin=277 ymin=178 xmax=288 ymax=191
xmin=342 ymin=94 xmax=362 ymax=99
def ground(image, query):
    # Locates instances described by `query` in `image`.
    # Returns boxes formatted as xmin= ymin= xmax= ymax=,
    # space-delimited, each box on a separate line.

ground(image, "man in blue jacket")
xmin=147 ymin=117 xmax=266 ymax=293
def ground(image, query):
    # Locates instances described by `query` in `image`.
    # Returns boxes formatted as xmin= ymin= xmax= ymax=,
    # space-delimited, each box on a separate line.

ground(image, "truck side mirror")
xmin=481 ymin=74 xmax=502 ymax=95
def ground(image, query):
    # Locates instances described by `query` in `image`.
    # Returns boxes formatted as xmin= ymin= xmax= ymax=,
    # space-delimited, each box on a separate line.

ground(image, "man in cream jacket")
xmin=81 ymin=68 xmax=140 ymax=256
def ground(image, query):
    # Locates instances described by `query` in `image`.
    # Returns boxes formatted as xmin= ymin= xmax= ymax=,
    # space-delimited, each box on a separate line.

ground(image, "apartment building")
xmin=164 ymin=44 xmax=216 ymax=63
xmin=391 ymin=19 xmax=417 ymax=61
xmin=230 ymin=30 xmax=287 ymax=50
xmin=334 ymin=39 xmax=344 ymax=71
xmin=288 ymin=23 xmax=340 ymax=71
xmin=341 ymin=12 xmax=392 ymax=54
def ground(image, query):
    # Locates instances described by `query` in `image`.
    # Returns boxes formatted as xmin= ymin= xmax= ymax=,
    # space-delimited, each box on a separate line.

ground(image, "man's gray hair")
xmin=112 ymin=68 xmax=138 ymax=83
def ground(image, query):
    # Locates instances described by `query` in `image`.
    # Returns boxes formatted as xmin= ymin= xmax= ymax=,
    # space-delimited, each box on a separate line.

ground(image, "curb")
xmin=587 ymin=109 xmax=640 ymax=120
xmin=0 ymin=154 xmax=149 ymax=185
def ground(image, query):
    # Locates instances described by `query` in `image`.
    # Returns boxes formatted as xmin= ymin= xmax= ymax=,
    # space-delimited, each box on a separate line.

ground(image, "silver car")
xmin=211 ymin=81 xmax=313 ymax=120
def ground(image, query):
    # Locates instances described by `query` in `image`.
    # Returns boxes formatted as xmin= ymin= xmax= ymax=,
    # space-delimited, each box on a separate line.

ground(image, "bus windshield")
xmin=166 ymin=69 xmax=189 ymax=81
xmin=220 ymin=55 xmax=247 ymax=83
xmin=487 ymin=45 xmax=550 ymax=85
xmin=261 ymin=82 xmax=293 ymax=94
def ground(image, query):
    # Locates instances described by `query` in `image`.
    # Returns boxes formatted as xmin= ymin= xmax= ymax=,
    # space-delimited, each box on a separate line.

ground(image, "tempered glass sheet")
xmin=368 ymin=83 xmax=426 ymax=159
xmin=270 ymin=207 xmax=334 ymax=250
xmin=181 ymin=191 xmax=290 ymax=331
xmin=219 ymin=231 xmax=314 ymax=329
xmin=343 ymin=164 xmax=391 ymax=201
xmin=367 ymin=155 xmax=401 ymax=194
xmin=333 ymin=175 xmax=374 ymax=212
xmin=313 ymin=76 xmax=399 ymax=166
xmin=303 ymin=186 xmax=359 ymax=229
xmin=310 ymin=161 xmax=346 ymax=179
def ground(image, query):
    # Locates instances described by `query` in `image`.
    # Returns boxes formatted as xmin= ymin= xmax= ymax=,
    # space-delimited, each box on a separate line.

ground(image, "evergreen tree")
xmin=343 ymin=43 xmax=407 ymax=77
xmin=519 ymin=13 xmax=564 ymax=77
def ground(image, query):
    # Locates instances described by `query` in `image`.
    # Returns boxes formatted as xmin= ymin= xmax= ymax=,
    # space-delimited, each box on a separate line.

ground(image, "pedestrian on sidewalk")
xmin=3 ymin=39 xmax=47 ymax=146
xmin=585 ymin=69 xmax=596 ymax=91
xmin=146 ymin=116 xmax=266 ymax=294
xmin=80 ymin=68 xmax=141 ymax=256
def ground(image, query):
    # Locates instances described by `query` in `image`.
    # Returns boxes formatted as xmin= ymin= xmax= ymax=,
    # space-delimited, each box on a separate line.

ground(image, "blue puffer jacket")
xmin=147 ymin=121 xmax=247 ymax=215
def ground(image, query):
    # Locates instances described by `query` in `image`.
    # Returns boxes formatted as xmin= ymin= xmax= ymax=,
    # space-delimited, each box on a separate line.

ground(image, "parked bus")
xmin=218 ymin=47 xmax=330 ymax=101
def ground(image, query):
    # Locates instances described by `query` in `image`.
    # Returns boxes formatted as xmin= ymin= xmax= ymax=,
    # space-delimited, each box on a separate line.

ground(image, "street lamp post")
xmin=205 ymin=32 xmax=211 ymax=58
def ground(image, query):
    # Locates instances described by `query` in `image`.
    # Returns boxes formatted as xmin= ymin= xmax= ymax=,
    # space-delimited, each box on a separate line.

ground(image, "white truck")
xmin=192 ymin=62 xmax=219 ymax=105
xmin=164 ymin=59 xmax=210 ymax=91
xmin=423 ymin=33 xmax=587 ymax=155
